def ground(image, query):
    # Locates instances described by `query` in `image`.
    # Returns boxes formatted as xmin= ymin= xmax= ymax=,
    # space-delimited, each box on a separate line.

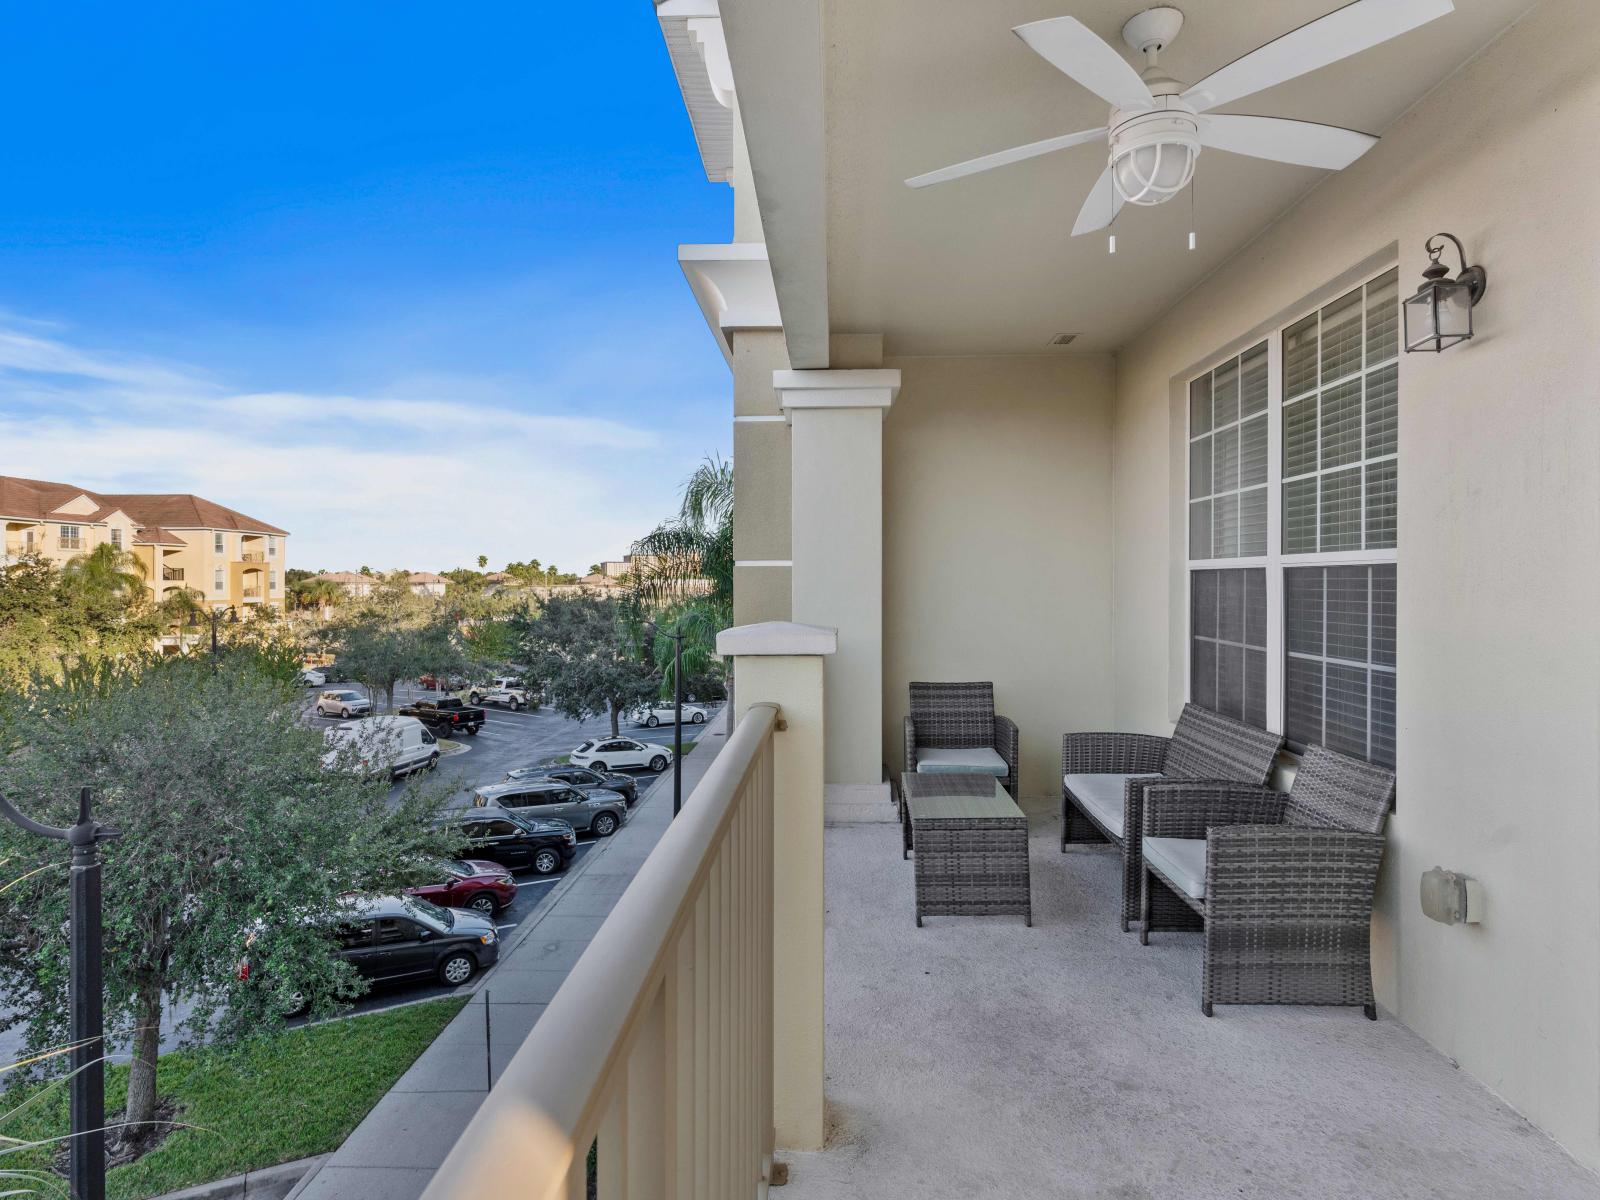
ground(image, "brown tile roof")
xmin=133 ymin=526 xmax=184 ymax=546
xmin=314 ymin=572 xmax=368 ymax=584
xmin=0 ymin=475 xmax=287 ymax=535
xmin=408 ymin=572 xmax=445 ymax=583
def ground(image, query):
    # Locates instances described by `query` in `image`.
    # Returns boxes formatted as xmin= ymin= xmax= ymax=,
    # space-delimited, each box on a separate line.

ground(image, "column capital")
xmin=774 ymin=369 xmax=900 ymax=417
xmin=717 ymin=620 xmax=837 ymax=658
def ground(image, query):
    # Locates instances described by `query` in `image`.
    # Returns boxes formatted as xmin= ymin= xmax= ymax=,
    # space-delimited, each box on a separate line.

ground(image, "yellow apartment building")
xmin=0 ymin=474 xmax=289 ymax=612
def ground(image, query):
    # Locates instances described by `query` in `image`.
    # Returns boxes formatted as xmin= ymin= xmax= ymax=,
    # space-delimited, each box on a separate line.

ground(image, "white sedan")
xmin=300 ymin=668 xmax=327 ymax=687
xmin=570 ymin=737 xmax=673 ymax=774
xmin=628 ymin=702 xmax=709 ymax=728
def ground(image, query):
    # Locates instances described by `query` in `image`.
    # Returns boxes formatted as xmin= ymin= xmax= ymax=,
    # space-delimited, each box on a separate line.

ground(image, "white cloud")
xmin=0 ymin=322 xmax=708 ymax=573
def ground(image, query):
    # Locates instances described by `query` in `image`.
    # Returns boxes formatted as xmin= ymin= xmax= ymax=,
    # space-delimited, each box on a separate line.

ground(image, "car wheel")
xmin=466 ymin=893 xmax=498 ymax=916
xmin=282 ymin=991 xmax=310 ymax=1019
xmin=438 ymin=953 xmax=476 ymax=986
xmin=466 ymin=725 xmax=479 ymax=736
xmin=645 ymin=714 xmax=659 ymax=728
xmin=532 ymin=847 xmax=562 ymax=875
xmin=649 ymin=755 xmax=668 ymax=773
xmin=469 ymin=692 xmax=481 ymax=704
xmin=341 ymin=707 xmax=351 ymax=718
xmin=591 ymin=812 xmax=619 ymax=838
xmin=691 ymin=711 xmax=706 ymax=724
xmin=589 ymin=761 xmax=606 ymax=773
xmin=510 ymin=699 xmax=523 ymax=711
xmin=426 ymin=753 xmax=440 ymax=772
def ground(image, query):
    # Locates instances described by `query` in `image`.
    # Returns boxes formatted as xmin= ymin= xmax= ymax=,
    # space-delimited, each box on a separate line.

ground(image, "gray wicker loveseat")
xmin=1061 ymin=703 xmax=1284 ymax=932
xmin=1138 ymin=743 xmax=1397 ymax=1017
xmin=903 ymin=682 xmax=1019 ymax=797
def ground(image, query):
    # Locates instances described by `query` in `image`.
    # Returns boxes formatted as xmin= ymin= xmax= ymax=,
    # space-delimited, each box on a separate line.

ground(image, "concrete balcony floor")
xmin=784 ymin=812 xmax=1599 ymax=1200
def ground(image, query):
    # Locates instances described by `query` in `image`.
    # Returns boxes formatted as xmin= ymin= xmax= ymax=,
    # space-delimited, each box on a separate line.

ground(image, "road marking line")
xmin=495 ymin=923 xmax=519 ymax=930
xmin=514 ymin=878 xmax=561 ymax=888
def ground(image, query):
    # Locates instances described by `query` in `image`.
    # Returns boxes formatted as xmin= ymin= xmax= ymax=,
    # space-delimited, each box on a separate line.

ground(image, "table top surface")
xmin=901 ymin=772 xmax=1024 ymax=821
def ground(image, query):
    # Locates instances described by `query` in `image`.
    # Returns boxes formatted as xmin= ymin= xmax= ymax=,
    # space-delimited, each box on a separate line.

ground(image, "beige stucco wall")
xmin=883 ymin=354 xmax=1116 ymax=803
xmin=732 ymin=329 xmax=792 ymax=625
xmin=1109 ymin=0 xmax=1600 ymax=1168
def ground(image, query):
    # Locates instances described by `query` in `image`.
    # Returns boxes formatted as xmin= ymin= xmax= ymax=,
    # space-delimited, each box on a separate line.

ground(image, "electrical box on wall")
xmin=1420 ymin=867 xmax=1485 ymax=926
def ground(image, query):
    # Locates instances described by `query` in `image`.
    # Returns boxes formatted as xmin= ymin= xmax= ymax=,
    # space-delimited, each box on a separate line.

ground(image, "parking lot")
xmin=0 ymin=686 xmax=722 ymax=1060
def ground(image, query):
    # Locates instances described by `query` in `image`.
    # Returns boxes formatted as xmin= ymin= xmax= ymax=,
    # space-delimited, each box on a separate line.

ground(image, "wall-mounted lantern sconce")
xmin=1403 ymin=232 xmax=1487 ymax=353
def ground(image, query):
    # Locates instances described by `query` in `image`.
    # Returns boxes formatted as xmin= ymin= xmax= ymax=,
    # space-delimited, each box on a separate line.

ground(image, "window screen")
xmin=1282 ymin=269 xmax=1399 ymax=554
xmin=1189 ymin=341 xmax=1269 ymax=559
xmin=1284 ymin=563 xmax=1396 ymax=767
xmin=1190 ymin=568 xmax=1267 ymax=726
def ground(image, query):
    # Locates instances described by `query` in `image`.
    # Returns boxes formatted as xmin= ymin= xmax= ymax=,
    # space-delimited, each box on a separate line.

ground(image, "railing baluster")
xmin=626 ymin=988 xmax=667 ymax=1200
xmin=694 ymin=883 xmax=712 ymax=1200
xmin=669 ymin=925 xmax=695 ymax=1200
xmin=597 ymin=1069 xmax=628 ymax=1200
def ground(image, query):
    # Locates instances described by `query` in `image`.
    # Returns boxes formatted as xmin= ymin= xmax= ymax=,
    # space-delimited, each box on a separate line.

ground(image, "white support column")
xmin=717 ymin=620 xmax=835 ymax=1152
xmin=775 ymin=369 xmax=900 ymax=790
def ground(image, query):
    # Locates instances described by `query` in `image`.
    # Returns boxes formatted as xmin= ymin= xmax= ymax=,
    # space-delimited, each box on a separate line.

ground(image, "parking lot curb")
xmin=154 ymin=1154 xmax=325 ymax=1200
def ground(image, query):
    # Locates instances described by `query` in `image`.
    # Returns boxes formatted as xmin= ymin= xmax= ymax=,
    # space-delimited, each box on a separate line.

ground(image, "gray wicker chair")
xmin=903 ymin=682 xmax=1019 ymax=797
xmin=1061 ymin=704 xmax=1283 ymax=932
xmin=1138 ymin=743 xmax=1397 ymax=1018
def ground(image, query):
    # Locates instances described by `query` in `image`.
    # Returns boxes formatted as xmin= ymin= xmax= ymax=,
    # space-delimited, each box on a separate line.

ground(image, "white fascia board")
xmin=657 ymin=1 xmax=733 ymax=183
xmin=774 ymin=369 xmax=901 ymax=417
xmin=678 ymin=242 xmax=781 ymax=368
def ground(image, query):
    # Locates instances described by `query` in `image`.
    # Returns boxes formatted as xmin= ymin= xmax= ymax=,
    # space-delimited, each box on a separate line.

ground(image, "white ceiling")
xmin=821 ymin=0 xmax=1532 ymax=356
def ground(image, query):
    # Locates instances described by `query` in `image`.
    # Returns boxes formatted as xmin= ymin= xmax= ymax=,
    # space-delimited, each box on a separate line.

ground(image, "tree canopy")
xmin=516 ymin=593 xmax=657 ymax=735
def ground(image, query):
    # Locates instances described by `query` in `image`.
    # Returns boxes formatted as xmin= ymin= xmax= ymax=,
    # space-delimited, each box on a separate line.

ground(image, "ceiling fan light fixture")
xmin=1109 ymin=107 xmax=1199 ymax=205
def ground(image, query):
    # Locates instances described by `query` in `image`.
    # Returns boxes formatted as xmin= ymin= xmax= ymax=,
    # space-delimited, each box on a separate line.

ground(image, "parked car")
xmin=417 ymin=673 xmax=468 ymax=692
xmin=468 ymin=677 xmax=534 ymax=710
xmin=239 ymin=894 xmax=499 ymax=1005
xmin=405 ymin=858 xmax=516 ymax=916
xmin=321 ymin=715 xmax=440 ymax=779
xmin=398 ymin=696 xmax=485 ymax=737
xmin=299 ymin=668 xmax=327 ymax=687
xmin=570 ymin=736 xmax=673 ymax=774
xmin=627 ymin=701 xmax=709 ymax=728
xmin=504 ymin=761 xmax=639 ymax=806
xmin=433 ymin=808 xmax=576 ymax=875
xmin=315 ymin=688 xmax=371 ymax=719
xmin=472 ymin=779 xmax=629 ymax=838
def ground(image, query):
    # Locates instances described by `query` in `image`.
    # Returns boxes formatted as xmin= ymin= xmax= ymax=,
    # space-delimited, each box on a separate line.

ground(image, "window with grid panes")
xmin=1186 ymin=268 xmax=1399 ymax=767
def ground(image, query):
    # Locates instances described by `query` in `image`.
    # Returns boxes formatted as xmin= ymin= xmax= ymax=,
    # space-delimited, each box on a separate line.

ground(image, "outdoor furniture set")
xmin=901 ymin=682 xmax=1398 ymax=1018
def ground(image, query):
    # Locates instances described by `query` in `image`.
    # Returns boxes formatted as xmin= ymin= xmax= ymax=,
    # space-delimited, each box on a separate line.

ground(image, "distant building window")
xmin=214 ymin=532 xmax=225 ymax=554
xmin=268 ymin=535 xmax=277 ymax=558
xmin=269 ymin=570 xmax=278 ymax=590
xmin=214 ymin=569 xmax=224 ymax=592
xmin=59 ymin=525 xmax=82 ymax=550
xmin=109 ymin=528 xmax=123 ymax=549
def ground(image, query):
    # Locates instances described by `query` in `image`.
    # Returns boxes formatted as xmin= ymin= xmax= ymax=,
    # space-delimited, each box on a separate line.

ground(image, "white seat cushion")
xmin=1142 ymin=836 xmax=1207 ymax=901
xmin=1063 ymin=773 xmax=1157 ymax=841
xmin=916 ymin=746 xmax=1009 ymax=777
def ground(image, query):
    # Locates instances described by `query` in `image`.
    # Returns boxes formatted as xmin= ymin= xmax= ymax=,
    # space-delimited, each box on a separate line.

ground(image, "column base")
xmin=824 ymin=782 xmax=895 ymax=825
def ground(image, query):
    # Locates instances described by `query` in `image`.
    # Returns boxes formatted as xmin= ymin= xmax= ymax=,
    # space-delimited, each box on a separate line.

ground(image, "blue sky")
xmin=0 ymin=2 xmax=732 ymax=572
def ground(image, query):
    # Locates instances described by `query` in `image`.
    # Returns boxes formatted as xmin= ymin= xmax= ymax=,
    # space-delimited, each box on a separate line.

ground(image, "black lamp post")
xmin=0 ymin=787 xmax=120 ymax=1200
xmin=644 ymin=621 xmax=687 ymax=818
xmin=186 ymin=606 xmax=237 ymax=662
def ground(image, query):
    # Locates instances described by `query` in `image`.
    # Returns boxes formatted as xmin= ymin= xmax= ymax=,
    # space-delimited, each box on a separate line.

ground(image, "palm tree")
xmin=289 ymin=577 xmax=343 ymax=614
xmin=627 ymin=455 xmax=734 ymax=701
xmin=60 ymin=542 xmax=146 ymax=603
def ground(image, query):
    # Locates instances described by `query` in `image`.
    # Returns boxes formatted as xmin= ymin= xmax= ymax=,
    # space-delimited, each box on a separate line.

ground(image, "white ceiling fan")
xmin=905 ymin=0 xmax=1455 ymax=236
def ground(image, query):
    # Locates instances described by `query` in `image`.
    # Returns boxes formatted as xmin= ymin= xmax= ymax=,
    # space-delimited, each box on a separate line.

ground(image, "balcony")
xmin=240 ymin=588 xmax=263 ymax=601
xmin=410 ymin=624 xmax=1599 ymax=1200
xmin=162 ymin=566 xmax=185 ymax=582
xmin=241 ymin=551 xmax=267 ymax=563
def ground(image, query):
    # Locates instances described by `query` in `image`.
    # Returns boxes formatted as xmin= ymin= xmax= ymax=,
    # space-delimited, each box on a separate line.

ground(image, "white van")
xmin=321 ymin=715 xmax=440 ymax=780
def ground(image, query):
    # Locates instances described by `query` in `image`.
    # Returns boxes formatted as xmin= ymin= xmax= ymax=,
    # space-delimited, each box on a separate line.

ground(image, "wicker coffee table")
xmin=901 ymin=772 xmax=1032 ymax=927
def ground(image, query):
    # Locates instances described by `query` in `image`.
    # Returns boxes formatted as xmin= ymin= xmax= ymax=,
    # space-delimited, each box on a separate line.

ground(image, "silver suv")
xmin=471 ymin=779 xmax=629 ymax=838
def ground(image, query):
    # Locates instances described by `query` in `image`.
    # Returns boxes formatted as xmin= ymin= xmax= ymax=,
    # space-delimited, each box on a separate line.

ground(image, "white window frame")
xmin=214 ymin=531 xmax=225 ymax=555
xmin=59 ymin=524 xmax=82 ymax=550
xmin=214 ymin=568 xmax=225 ymax=593
xmin=109 ymin=527 xmax=123 ymax=550
xmin=1184 ymin=267 xmax=1399 ymax=745
xmin=268 ymin=535 xmax=277 ymax=558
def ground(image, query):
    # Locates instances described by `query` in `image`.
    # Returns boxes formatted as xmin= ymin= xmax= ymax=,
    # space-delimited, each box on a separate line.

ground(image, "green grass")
xmin=8 ymin=997 xmax=467 ymax=1200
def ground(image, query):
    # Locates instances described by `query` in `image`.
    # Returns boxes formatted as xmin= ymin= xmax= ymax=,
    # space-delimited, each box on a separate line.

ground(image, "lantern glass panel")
xmin=1404 ymin=280 xmax=1474 ymax=352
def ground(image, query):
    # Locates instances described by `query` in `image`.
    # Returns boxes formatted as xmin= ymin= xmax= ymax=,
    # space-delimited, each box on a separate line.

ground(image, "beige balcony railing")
xmin=425 ymin=702 xmax=779 ymax=1199
xmin=162 ymin=566 xmax=185 ymax=581
xmin=241 ymin=551 xmax=266 ymax=562
xmin=240 ymin=588 xmax=263 ymax=600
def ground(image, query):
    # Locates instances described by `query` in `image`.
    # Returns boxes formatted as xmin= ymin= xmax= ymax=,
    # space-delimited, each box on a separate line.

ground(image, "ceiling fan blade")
xmin=1200 ymin=114 xmax=1377 ymax=169
xmin=1070 ymin=166 xmax=1124 ymax=237
xmin=1013 ymin=16 xmax=1154 ymax=111
xmin=1182 ymin=0 xmax=1454 ymax=113
xmin=905 ymin=127 xmax=1106 ymax=189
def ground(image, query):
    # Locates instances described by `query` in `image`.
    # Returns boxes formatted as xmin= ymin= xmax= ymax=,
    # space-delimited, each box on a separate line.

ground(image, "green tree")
xmin=0 ymin=553 xmax=163 ymax=686
xmin=476 ymin=555 xmax=488 ymax=569
xmin=627 ymin=454 xmax=734 ymax=700
xmin=516 ymin=594 xmax=656 ymax=736
xmin=317 ymin=577 xmax=465 ymax=710
xmin=60 ymin=542 xmax=147 ymax=604
xmin=0 ymin=654 xmax=457 ymax=1135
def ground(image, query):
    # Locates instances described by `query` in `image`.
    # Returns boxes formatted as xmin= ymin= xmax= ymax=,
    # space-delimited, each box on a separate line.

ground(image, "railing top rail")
xmin=423 ymin=701 xmax=779 ymax=1196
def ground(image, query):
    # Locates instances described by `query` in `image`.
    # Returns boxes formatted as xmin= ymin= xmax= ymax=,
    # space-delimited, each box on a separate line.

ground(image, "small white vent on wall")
xmin=1049 ymin=333 xmax=1079 ymax=347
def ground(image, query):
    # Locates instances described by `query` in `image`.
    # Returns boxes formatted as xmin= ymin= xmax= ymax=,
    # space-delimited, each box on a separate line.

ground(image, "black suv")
xmin=241 ymin=895 xmax=500 ymax=1007
xmin=434 ymin=808 xmax=577 ymax=875
xmin=504 ymin=761 xmax=639 ymax=806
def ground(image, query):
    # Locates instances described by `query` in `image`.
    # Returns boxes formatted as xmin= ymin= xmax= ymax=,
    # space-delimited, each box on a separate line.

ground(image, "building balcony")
xmin=162 ymin=566 xmax=185 ymax=581
xmin=241 ymin=551 xmax=267 ymax=563
xmin=240 ymin=588 xmax=263 ymax=601
xmin=414 ymin=625 xmax=1598 ymax=1200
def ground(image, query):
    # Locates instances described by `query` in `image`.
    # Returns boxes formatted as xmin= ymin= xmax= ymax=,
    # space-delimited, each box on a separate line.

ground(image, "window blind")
xmin=1188 ymin=341 xmax=1268 ymax=560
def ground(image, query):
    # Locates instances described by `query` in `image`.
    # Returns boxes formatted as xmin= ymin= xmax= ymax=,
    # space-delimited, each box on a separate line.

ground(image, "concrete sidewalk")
xmin=289 ymin=725 xmax=731 ymax=1200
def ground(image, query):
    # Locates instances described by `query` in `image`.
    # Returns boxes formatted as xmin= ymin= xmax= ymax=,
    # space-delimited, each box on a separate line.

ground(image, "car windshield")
xmin=403 ymin=895 xmax=453 ymax=932
xmin=440 ymin=859 xmax=473 ymax=879
xmin=332 ymin=691 xmax=360 ymax=701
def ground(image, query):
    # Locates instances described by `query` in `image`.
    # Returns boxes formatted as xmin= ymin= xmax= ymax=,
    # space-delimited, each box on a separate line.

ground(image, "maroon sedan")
xmin=406 ymin=859 xmax=516 ymax=917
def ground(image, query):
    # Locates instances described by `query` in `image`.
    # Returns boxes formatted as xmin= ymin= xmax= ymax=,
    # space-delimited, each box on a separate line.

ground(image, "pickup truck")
xmin=467 ymin=677 xmax=536 ymax=711
xmin=398 ymin=696 xmax=486 ymax=737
